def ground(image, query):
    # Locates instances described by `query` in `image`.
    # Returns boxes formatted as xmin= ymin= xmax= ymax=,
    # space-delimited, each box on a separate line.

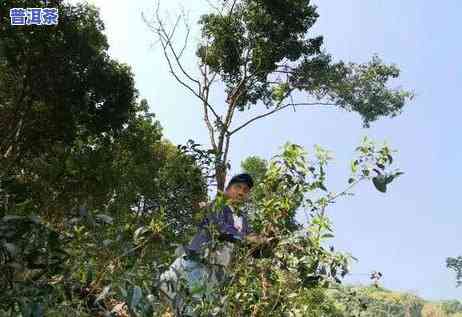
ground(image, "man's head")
xmin=224 ymin=173 xmax=254 ymax=204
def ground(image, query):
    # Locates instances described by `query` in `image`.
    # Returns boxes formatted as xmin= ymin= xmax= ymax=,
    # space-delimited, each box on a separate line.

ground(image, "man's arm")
xmin=203 ymin=204 xmax=272 ymax=245
xmin=207 ymin=210 xmax=244 ymax=242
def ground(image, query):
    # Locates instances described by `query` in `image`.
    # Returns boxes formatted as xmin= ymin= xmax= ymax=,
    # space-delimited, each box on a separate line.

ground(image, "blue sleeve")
xmin=206 ymin=210 xmax=245 ymax=242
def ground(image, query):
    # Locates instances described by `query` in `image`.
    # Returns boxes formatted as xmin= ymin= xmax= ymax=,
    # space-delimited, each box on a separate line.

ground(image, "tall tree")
xmin=0 ymin=0 xmax=137 ymax=175
xmin=0 ymin=2 xmax=208 ymax=314
xmin=148 ymin=0 xmax=414 ymax=190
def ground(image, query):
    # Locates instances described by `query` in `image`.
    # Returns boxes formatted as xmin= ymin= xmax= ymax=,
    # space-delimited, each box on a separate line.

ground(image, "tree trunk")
xmin=216 ymin=163 xmax=226 ymax=192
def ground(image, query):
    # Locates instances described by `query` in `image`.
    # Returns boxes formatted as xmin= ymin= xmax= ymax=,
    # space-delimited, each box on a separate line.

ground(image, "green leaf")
xmin=351 ymin=160 xmax=359 ymax=173
xmin=387 ymin=154 xmax=393 ymax=164
xmin=394 ymin=171 xmax=404 ymax=178
xmin=372 ymin=176 xmax=387 ymax=193
xmin=384 ymin=171 xmax=404 ymax=186
xmin=318 ymin=182 xmax=328 ymax=191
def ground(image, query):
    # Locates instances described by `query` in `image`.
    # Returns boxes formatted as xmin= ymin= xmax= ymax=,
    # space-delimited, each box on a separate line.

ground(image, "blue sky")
xmin=70 ymin=0 xmax=461 ymax=300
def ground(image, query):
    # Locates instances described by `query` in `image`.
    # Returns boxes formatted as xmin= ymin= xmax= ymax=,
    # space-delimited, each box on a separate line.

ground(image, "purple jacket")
xmin=184 ymin=204 xmax=252 ymax=256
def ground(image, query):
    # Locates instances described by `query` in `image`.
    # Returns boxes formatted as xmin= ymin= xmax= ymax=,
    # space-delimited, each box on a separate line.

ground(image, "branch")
xmin=153 ymin=8 xmax=200 ymax=86
xmin=327 ymin=178 xmax=364 ymax=203
xmin=159 ymin=38 xmax=201 ymax=102
xmin=222 ymin=60 xmax=250 ymax=133
xmin=177 ymin=8 xmax=191 ymax=59
xmin=204 ymin=70 xmax=217 ymax=147
xmin=3 ymin=117 xmax=23 ymax=159
xmin=222 ymin=133 xmax=231 ymax=173
xmin=201 ymin=44 xmax=218 ymax=151
xmin=226 ymin=76 xmax=247 ymax=108
xmin=229 ymin=0 xmax=238 ymax=15
xmin=203 ymin=104 xmax=217 ymax=150
xmin=1 ymin=63 xmax=31 ymax=160
xmin=273 ymin=70 xmax=295 ymax=75
xmin=229 ymin=102 xmax=336 ymax=136
xmin=275 ymin=62 xmax=296 ymax=71
xmin=205 ymin=0 xmax=224 ymax=17
xmin=218 ymin=76 xmax=247 ymax=162
xmin=145 ymin=6 xmax=223 ymax=124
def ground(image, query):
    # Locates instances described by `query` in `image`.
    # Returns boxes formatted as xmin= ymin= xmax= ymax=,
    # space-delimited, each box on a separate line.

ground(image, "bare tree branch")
xmin=153 ymin=8 xmax=200 ymax=86
xmin=177 ymin=8 xmax=191 ymax=59
xmin=229 ymin=0 xmax=238 ymax=15
xmin=327 ymin=177 xmax=364 ymax=204
xmin=159 ymin=38 xmax=202 ymax=104
xmin=205 ymin=0 xmax=224 ymax=17
xmin=229 ymin=102 xmax=336 ymax=136
xmin=144 ymin=4 xmax=223 ymax=124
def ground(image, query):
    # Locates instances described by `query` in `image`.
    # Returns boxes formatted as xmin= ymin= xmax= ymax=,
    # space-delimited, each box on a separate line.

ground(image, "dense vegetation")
xmin=0 ymin=1 xmax=458 ymax=316
xmin=1 ymin=1 xmax=208 ymax=315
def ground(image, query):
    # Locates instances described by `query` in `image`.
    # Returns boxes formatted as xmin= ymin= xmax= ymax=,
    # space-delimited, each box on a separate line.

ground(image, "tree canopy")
xmin=149 ymin=0 xmax=414 ymax=190
xmin=1 ymin=1 xmax=138 ymax=164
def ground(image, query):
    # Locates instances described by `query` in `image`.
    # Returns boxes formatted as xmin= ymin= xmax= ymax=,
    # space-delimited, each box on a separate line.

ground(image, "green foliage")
xmin=447 ymin=256 xmax=462 ymax=287
xmin=330 ymin=287 xmax=462 ymax=317
xmin=241 ymin=156 xmax=268 ymax=210
xmin=441 ymin=300 xmax=462 ymax=315
xmin=0 ymin=1 xmax=138 ymax=163
xmin=178 ymin=139 xmax=402 ymax=315
xmin=330 ymin=285 xmax=425 ymax=317
xmin=0 ymin=215 xmax=69 ymax=312
xmin=0 ymin=2 xmax=208 ymax=315
xmin=350 ymin=136 xmax=404 ymax=193
xmin=0 ymin=115 xmax=207 ymax=316
xmin=241 ymin=156 xmax=268 ymax=185
xmin=196 ymin=0 xmax=413 ymax=125
xmin=292 ymin=54 xmax=414 ymax=127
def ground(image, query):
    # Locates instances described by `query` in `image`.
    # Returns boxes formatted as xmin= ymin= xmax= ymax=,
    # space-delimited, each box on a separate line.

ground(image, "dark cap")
xmin=227 ymin=173 xmax=254 ymax=189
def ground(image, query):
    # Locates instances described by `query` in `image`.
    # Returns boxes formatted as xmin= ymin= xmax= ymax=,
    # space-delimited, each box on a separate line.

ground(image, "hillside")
xmin=328 ymin=285 xmax=462 ymax=317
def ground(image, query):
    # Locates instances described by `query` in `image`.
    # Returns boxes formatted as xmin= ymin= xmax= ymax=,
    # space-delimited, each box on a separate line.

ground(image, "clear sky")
xmin=68 ymin=0 xmax=461 ymax=300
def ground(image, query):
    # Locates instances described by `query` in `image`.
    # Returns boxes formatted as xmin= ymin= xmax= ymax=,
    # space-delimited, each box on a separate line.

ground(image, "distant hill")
xmin=328 ymin=284 xmax=462 ymax=317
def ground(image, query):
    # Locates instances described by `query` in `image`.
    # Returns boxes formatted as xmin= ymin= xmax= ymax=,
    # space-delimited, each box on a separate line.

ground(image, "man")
xmin=158 ymin=173 xmax=268 ymax=316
